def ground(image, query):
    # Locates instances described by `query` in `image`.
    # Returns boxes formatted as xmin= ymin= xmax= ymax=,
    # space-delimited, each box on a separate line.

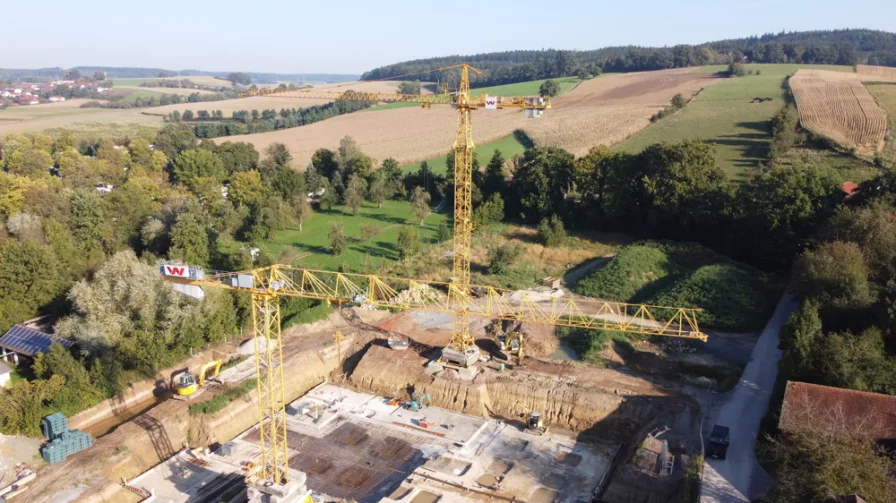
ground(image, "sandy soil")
xmin=790 ymin=69 xmax=887 ymax=155
xmin=218 ymin=68 xmax=724 ymax=166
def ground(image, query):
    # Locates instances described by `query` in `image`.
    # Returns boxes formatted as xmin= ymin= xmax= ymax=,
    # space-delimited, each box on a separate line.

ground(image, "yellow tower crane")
xmin=160 ymin=65 xmax=708 ymax=489
xmin=241 ymin=64 xmax=549 ymax=364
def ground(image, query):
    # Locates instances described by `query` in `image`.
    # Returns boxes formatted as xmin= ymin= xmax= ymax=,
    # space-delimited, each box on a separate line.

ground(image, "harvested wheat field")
xmin=168 ymin=75 xmax=232 ymax=87
xmin=856 ymin=65 xmax=896 ymax=82
xmin=0 ymin=98 xmax=101 ymax=120
xmin=309 ymin=80 xmax=434 ymax=94
xmin=220 ymin=68 xmax=723 ymax=166
xmin=790 ymin=69 xmax=887 ymax=155
xmin=116 ymin=86 xmax=215 ymax=96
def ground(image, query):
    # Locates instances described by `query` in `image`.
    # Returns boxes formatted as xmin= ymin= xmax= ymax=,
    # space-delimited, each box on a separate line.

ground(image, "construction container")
xmin=40 ymin=413 xmax=68 ymax=440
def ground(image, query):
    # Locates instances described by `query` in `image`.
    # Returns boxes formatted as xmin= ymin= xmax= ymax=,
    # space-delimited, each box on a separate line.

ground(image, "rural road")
xmin=700 ymin=293 xmax=798 ymax=503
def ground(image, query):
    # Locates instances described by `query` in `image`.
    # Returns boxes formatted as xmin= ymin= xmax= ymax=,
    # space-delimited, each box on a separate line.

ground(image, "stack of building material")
xmin=40 ymin=413 xmax=94 ymax=464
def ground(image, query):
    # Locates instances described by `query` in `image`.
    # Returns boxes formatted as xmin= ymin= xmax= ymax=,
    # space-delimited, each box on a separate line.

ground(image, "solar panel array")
xmin=0 ymin=325 xmax=73 ymax=357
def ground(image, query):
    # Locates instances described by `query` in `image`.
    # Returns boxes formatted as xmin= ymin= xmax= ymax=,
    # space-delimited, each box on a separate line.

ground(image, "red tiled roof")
xmin=842 ymin=181 xmax=859 ymax=195
xmin=779 ymin=381 xmax=896 ymax=441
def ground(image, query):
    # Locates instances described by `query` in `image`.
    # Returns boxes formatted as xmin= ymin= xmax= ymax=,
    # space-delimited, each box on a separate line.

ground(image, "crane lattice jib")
xmin=240 ymin=89 xmax=548 ymax=110
xmin=164 ymin=266 xmax=706 ymax=341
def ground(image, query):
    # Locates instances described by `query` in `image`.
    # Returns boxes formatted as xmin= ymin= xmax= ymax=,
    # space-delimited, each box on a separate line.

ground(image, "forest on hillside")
xmin=362 ymin=29 xmax=896 ymax=87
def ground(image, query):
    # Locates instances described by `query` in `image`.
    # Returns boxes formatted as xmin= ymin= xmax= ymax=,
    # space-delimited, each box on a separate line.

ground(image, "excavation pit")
xmin=127 ymin=384 xmax=614 ymax=502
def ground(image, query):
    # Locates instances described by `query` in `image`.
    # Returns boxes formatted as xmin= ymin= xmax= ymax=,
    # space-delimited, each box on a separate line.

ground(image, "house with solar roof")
xmin=0 ymin=320 xmax=73 ymax=366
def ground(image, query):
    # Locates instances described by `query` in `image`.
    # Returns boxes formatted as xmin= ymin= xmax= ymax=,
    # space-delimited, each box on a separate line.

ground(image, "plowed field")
xmin=217 ymin=68 xmax=723 ymax=166
xmin=790 ymin=69 xmax=887 ymax=155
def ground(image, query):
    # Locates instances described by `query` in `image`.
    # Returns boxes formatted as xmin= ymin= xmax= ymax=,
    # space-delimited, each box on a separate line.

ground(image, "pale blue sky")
xmin=1 ymin=0 xmax=893 ymax=74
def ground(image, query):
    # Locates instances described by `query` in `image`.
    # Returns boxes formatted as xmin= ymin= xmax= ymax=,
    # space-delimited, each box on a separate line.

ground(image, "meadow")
xmin=866 ymin=83 xmax=896 ymax=165
xmin=614 ymin=64 xmax=854 ymax=178
xmin=218 ymin=200 xmax=449 ymax=272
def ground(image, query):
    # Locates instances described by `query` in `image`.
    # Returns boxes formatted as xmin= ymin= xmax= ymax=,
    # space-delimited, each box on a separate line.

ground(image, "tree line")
xmin=362 ymin=29 xmax=896 ymax=87
xmin=81 ymin=90 xmax=238 ymax=110
xmin=166 ymin=97 xmax=374 ymax=139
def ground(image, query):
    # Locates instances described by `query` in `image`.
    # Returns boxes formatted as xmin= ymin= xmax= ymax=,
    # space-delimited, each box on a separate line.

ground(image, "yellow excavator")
xmin=174 ymin=360 xmax=222 ymax=399
xmin=513 ymin=400 xmax=547 ymax=435
xmin=495 ymin=331 xmax=524 ymax=366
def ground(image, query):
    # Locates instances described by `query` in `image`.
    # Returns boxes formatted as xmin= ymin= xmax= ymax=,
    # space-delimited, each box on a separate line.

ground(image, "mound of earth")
xmin=574 ymin=241 xmax=777 ymax=331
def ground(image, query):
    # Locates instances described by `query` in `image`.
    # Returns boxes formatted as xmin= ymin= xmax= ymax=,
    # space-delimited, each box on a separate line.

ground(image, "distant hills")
xmin=362 ymin=29 xmax=896 ymax=87
xmin=0 ymin=66 xmax=359 ymax=84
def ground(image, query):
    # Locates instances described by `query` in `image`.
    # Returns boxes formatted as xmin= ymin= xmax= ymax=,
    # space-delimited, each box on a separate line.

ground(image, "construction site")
xmin=3 ymin=64 xmax=737 ymax=503
xmin=9 ymin=298 xmax=717 ymax=503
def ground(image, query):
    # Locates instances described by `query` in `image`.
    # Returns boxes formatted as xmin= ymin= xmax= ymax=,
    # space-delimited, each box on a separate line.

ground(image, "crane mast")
xmin=451 ymin=64 xmax=476 ymax=355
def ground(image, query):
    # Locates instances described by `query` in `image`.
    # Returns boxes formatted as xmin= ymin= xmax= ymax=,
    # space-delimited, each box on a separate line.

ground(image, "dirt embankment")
xmin=349 ymin=344 xmax=686 ymax=441
xmin=22 ymin=316 xmax=377 ymax=503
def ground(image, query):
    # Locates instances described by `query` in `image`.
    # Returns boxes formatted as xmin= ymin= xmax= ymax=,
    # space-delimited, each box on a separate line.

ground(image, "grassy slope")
xmin=467 ymin=77 xmax=579 ymax=98
xmin=398 ymin=77 xmax=581 ymax=174
xmin=866 ymin=83 xmax=896 ymax=166
xmin=400 ymin=133 xmax=531 ymax=175
xmin=615 ymin=64 xmax=853 ymax=179
xmin=575 ymin=241 xmax=778 ymax=331
xmin=218 ymin=200 xmax=448 ymax=272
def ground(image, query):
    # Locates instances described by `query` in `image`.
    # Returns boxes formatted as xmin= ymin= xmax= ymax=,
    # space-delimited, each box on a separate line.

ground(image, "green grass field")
xmin=867 ymin=83 xmax=896 ymax=166
xmin=111 ymin=78 xmax=152 ymax=86
xmin=467 ymin=76 xmax=580 ymax=99
xmin=218 ymin=200 xmax=449 ymax=272
xmin=401 ymin=132 xmax=531 ymax=175
xmin=574 ymin=241 xmax=779 ymax=331
xmin=615 ymin=64 xmax=854 ymax=178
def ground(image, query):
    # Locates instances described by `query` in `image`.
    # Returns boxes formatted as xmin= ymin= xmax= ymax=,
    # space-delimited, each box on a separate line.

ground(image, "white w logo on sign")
xmin=485 ymin=96 xmax=497 ymax=110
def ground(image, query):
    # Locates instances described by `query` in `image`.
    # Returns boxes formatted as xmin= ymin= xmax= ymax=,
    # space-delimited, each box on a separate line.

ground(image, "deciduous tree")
xmin=397 ymin=226 xmax=420 ymax=258
xmin=344 ymin=175 xmax=367 ymax=215
xmin=173 ymin=148 xmax=225 ymax=191
xmin=411 ymin=186 xmax=431 ymax=225
xmin=327 ymin=222 xmax=348 ymax=255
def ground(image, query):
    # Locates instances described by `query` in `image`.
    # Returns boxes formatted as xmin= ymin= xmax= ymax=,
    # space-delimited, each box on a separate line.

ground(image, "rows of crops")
xmin=790 ymin=70 xmax=887 ymax=154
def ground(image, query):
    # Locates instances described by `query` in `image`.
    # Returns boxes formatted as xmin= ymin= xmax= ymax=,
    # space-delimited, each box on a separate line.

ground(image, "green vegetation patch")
xmin=280 ymin=297 xmax=334 ymax=329
xmin=866 ymin=83 xmax=896 ymax=167
xmin=616 ymin=64 xmax=853 ymax=179
xmin=574 ymin=244 xmax=682 ymax=301
xmin=189 ymin=378 xmax=256 ymax=415
xmin=575 ymin=241 xmax=777 ymax=331
xmin=218 ymin=200 xmax=449 ymax=272
xmin=559 ymin=328 xmax=642 ymax=363
xmin=468 ymin=77 xmax=580 ymax=99
xmin=401 ymin=132 xmax=531 ymax=175
xmin=652 ymin=264 xmax=772 ymax=331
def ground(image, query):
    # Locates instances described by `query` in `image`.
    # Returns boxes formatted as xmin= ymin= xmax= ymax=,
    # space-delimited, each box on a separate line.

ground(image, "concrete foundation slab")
xmin=129 ymin=384 xmax=613 ymax=503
